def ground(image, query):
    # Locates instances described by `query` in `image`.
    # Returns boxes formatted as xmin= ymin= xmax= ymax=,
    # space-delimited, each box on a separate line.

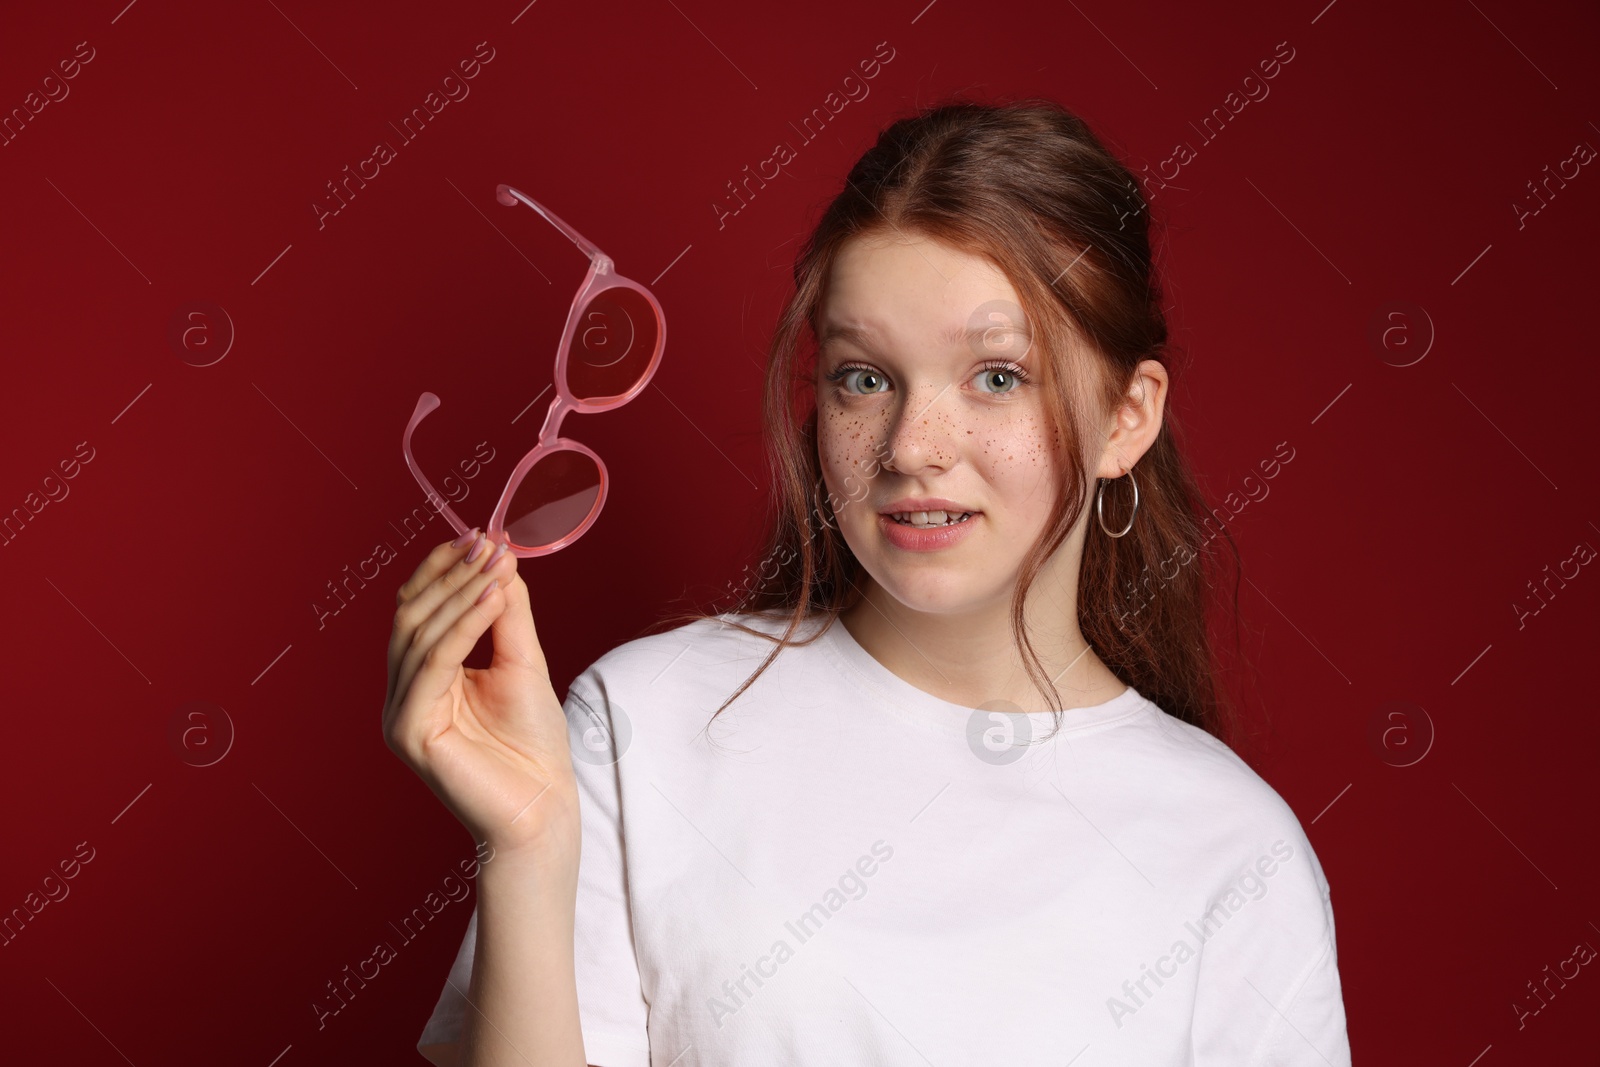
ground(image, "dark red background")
xmin=2 ymin=1 xmax=1596 ymax=1063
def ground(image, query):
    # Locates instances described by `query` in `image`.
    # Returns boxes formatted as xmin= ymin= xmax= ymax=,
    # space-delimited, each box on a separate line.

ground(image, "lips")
xmin=878 ymin=509 xmax=979 ymax=551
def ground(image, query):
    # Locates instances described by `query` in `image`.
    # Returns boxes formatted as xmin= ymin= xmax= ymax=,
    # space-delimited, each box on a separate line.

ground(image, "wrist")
xmin=477 ymin=837 xmax=579 ymax=896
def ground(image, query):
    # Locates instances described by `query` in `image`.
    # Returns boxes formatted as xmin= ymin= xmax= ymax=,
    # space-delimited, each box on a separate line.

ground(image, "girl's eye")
xmin=975 ymin=361 xmax=1029 ymax=394
xmin=823 ymin=360 xmax=1030 ymax=396
xmin=824 ymin=363 xmax=889 ymax=395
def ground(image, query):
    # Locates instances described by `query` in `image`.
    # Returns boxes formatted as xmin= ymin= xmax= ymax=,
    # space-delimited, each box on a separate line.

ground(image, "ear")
xmin=1097 ymin=359 xmax=1168 ymax=479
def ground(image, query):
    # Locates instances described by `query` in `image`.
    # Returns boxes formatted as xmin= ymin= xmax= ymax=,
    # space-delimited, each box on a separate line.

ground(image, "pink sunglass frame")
xmin=402 ymin=183 xmax=666 ymax=557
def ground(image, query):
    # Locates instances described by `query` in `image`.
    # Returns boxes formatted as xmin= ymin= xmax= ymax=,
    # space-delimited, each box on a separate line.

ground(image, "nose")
xmin=881 ymin=378 xmax=960 ymax=475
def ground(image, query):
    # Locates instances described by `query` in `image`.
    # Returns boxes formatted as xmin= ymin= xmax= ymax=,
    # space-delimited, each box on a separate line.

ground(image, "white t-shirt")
xmin=419 ymin=611 xmax=1349 ymax=1066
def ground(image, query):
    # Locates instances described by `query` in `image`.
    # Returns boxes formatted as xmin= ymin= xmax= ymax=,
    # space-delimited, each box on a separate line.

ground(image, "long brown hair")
xmin=651 ymin=95 xmax=1251 ymax=746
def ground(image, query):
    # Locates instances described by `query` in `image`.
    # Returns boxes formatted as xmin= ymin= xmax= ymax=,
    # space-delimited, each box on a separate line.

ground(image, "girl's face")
xmin=814 ymin=231 xmax=1070 ymax=616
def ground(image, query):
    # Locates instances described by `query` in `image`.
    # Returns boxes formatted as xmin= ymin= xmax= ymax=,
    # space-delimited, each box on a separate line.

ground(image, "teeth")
xmin=890 ymin=510 xmax=973 ymax=528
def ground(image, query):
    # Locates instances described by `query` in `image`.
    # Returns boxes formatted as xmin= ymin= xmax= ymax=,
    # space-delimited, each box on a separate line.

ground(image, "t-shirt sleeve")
xmin=415 ymin=673 xmax=652 ymax=1066
xmin=1190 ymin=823 xmax=1351 ymax=1067
xmin=1248 ymin=921 xmax=1350 ymax=1067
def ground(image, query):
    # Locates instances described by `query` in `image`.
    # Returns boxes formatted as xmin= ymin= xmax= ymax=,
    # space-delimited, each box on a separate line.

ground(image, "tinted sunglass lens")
xmin=565 ymin=287 xmax=659 ymax=402
xmin=505 ymin=449 xmax=602 ymax=550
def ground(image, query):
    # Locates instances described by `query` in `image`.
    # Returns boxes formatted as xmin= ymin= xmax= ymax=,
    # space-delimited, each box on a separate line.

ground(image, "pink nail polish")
xmin=466 ymin=532 xmax=488 ymax=563
xmin=452 ymin=527 xmax=478 ymax=548
xmin=475 ymin=578 xmax=498 ymax=605
xmin=484 ymin=541 xmax=509 ymax=569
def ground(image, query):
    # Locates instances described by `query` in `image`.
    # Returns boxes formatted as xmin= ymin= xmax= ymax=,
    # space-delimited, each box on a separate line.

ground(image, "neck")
xmin=837 ymin=578 xmax=1124 ymax=712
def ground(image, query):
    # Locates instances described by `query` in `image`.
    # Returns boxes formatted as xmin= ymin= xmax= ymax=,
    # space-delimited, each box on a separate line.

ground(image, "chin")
xmin=861 ymin=566 xmax=992 ymax=615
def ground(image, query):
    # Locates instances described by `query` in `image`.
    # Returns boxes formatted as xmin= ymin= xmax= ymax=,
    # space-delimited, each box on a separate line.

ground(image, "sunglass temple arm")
xmin=496 ymin=183 xmax=606 ymax=265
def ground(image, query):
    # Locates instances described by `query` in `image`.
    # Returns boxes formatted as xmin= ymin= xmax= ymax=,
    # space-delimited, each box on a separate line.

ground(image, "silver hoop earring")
xmin=1096 ymin=466 xmax=1139 ymax=538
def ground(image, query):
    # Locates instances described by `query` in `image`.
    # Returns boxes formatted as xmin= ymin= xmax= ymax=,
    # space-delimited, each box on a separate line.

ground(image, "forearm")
xmin=459 ymin=846 xmax=586 ymax=1067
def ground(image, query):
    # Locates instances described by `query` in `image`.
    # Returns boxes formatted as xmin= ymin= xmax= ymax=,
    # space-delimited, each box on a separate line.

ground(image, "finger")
xmin=486 ymin=569 xmax=550 ymax=684
xmin=388 ymin=531 xmax=497 ymax=702
xmin=390 ymin=548 xmax=518 ymax=730
xmin=388 ymin=530 xmax=477 ymax=701
xmin=390 ymin=544 xmax=510 ymax=719
xmin=395 ymin=529 xmax=480 ymax=608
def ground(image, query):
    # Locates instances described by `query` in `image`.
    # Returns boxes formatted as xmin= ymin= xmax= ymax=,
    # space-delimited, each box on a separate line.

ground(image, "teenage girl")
xmin=386 ymin=98 xmax=1350 ymax=1066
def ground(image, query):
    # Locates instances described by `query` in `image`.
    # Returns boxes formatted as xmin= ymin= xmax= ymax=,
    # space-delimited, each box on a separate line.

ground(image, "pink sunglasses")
xmin=403 ymin=184 xmax=666 ymax=557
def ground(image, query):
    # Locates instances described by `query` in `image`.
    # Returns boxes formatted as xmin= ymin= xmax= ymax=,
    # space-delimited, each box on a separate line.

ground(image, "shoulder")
xmin=1125 ymin=699 xmax=1312 ymax=832
xmin=1112 ymin=700 xmax=1347 ymax=1055
xmin=564 ymin=610 xmax=818 ymax=709
xmin=1122 ymin=716 xmax=1350 ymax=1063
xmin=575 ymin=610 xmax=801 ymax=674
xmin=1107 ymin=696 xmax=1334 ymax=907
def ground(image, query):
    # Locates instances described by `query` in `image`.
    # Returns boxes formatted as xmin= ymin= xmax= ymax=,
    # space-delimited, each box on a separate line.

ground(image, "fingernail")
xmin=484 ymin=541 xmax=509 ymax=569
xmin=466 ymin=531 xmax=488 ymax=562
xmin=451 ymin=527 xmax=479 ymax=549
xmin=474 ymin=578 xmax=498 ymax=605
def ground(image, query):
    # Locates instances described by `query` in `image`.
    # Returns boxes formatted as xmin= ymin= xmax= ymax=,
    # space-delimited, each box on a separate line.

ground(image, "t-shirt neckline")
xmin=803 ymin=611 xmax=1152 ymax=738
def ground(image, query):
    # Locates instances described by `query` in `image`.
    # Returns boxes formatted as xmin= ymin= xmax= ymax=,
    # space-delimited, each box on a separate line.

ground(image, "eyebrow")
xmin=817 ymin=321 xmax=1029 ymax=354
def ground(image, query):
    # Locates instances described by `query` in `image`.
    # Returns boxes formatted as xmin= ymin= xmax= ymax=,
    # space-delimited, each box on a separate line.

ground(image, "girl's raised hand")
xmin=383 ymin=531 xmax=580 ymax=861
